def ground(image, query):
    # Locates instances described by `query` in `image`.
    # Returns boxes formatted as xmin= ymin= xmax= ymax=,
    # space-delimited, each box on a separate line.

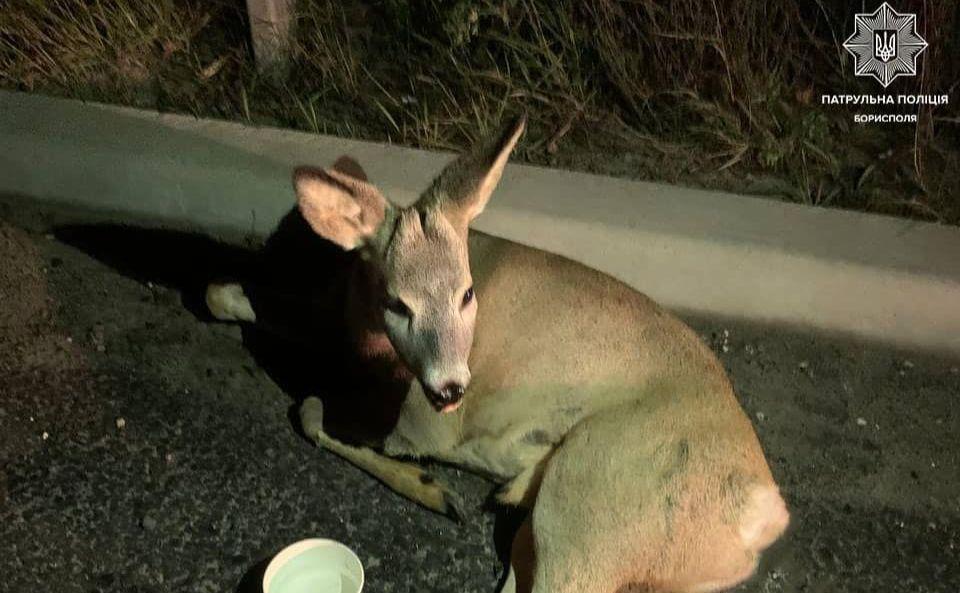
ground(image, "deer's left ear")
xmin=293 ymin=166 xmax=390 ymax=251
xmin=419 ymin=115 xmax=526 ymax=229
xmin=330 ymin=155 xmax=369 ymax=182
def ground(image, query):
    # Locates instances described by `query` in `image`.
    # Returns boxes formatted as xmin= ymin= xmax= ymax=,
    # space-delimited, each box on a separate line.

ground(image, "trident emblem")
xmin=874 ymin=30 xmax=897 ymax=62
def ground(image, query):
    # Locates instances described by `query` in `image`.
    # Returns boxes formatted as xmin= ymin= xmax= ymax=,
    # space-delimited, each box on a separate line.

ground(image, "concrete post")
xmin=246 ymin=0 xmax=294 ymax=71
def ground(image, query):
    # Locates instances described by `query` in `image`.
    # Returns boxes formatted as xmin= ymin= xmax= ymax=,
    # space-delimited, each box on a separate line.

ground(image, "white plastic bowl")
xmin=262 ymin=539 xmax=364 ymax=593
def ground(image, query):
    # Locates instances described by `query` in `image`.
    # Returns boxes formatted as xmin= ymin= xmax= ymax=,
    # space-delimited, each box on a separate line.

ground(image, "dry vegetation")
xmin=1 ymin=0 xmax=957 ymax=223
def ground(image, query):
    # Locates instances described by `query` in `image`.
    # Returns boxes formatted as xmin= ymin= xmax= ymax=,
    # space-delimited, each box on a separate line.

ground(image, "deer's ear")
xmin=293 ymin=166 xmax=389 ymax=251
xmin=330 ymin=155 xmax=369 ymax=182
xmin=419 ymin=115 xmax=525 ymax=229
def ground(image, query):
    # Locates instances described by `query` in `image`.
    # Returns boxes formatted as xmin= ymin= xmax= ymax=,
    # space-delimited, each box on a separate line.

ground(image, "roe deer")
xmin=206 ymin=116 xmax=789 ymax=593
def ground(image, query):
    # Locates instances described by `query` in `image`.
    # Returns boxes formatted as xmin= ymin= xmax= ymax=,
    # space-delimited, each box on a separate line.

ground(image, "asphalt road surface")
xmin=2 ymin=196 xmax=958 ymax=593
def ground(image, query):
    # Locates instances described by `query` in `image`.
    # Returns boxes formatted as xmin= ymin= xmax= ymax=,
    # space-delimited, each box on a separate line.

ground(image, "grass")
xmin=1 ymin=0 xmax=958 ymax=224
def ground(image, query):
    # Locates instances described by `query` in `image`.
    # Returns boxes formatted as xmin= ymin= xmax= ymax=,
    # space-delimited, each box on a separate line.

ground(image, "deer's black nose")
xmin=423 ymin=380 xmax=467 ymax=412
xmin=438 ymin=382 xmax=465 ymax=403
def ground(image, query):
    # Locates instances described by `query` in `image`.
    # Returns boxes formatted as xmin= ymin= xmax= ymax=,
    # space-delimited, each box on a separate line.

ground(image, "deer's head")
xmin=293 ymin=117 xmax=525 ymax=413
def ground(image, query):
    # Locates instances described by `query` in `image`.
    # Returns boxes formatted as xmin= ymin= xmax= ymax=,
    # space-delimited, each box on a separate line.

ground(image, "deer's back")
xmin=467 ymin=230 xmax=730 ymax=401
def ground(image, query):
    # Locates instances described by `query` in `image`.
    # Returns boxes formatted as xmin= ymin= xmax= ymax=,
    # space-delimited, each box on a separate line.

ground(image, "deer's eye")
xmin=462 ymin=286 xmax=475 ymax=308
xmin=385 ymin=297 xmax=411 ymax=318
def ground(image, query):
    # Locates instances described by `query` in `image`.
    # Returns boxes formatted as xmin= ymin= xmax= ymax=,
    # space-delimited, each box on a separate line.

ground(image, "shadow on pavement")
xmin=54 ymin=210 xmax=409 ymax=446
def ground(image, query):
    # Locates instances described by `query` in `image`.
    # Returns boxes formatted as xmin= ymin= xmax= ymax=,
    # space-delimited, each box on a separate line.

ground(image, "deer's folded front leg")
xmin=299 ymin=397 xmax=465 ymax=520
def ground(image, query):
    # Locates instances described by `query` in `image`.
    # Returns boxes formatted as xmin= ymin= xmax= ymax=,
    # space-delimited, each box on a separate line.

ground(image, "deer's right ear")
xmin=416 ymin=115 xmax=525 ymax=231
xmin=293 ymin=166 xmax=390 ymax=251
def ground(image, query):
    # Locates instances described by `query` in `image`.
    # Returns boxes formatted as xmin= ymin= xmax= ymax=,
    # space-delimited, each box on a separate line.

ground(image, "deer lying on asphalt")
xmin=206 ymin=116 xmax=789 ymax=593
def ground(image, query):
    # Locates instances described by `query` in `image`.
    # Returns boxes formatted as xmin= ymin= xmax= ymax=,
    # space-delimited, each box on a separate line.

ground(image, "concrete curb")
xmin=2 ymin=90 xmax=959 ymax=354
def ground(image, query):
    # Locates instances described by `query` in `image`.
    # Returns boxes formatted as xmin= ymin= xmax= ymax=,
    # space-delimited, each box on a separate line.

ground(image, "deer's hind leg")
xmin=300 ymin=397 xmax=464 ymax=520
xmin=505 ymin=402 xmax=770 ymax=593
